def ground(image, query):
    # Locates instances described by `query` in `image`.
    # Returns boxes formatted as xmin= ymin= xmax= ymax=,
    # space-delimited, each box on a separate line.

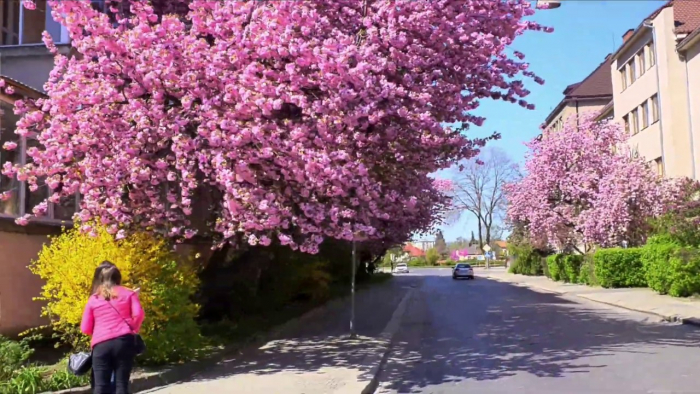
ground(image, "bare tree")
xmin=447 ymin=147 xmax=520 ymax=249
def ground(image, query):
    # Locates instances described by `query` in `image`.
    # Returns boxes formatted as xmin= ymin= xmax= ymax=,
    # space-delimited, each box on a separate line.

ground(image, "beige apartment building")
xmin=610 ymin=0 xmax=700 ymax=178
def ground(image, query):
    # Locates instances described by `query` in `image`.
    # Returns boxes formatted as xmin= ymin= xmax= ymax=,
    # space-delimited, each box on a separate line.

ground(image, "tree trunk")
xmin=477 ymin=217 xmax=484 ymax=250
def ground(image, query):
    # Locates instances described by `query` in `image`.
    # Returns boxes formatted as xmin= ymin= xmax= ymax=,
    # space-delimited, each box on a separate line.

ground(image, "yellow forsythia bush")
xmin=29 ymin=224 xmax=203 ymax=365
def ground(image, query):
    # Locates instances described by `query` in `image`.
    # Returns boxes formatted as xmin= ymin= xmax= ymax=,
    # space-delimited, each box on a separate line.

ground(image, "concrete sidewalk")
xmin=478 ymin=268 xmax=700 ymax=327
xmin=50 ymin=276 xmax=417 ymax=394
xmin=135 ymin=276 xmax=417 ymax=394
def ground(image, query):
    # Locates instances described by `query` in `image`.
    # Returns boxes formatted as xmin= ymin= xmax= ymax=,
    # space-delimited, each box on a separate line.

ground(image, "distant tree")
xmin=448 ymin=237 xmax=469 ymax=251
xmin=426 ymin=248 xmax=440 ymax=266
xmin=434 ymin=231 xmax=448 ymax=256
xmin=449 ymin=147 xmax=520 ymax=250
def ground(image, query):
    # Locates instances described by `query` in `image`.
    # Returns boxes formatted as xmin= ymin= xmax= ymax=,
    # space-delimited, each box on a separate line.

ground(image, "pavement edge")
xmin=482 ymin=274 xmax=700 ymax=329
xmin=360 ymin=287 xmax=415 ymax=394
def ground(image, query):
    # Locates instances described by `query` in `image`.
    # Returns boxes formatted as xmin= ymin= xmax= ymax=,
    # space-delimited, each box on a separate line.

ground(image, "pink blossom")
xmin=22 ymin=0 xmax=36 ymax=11
xmin=7 ymin=0 xmax=549 ymax=252
xmin=15 ymin=215 xmax=30 ymax=226
xmin=506 ymin=114 xmax=680 ymax=250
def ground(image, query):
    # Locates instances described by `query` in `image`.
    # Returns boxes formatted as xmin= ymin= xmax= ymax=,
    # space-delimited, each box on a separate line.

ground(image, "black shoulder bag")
xmin=107 ymin=297 xmax=147 ymax=355
xmin=67 ymin=351 xmax=92 ymax=376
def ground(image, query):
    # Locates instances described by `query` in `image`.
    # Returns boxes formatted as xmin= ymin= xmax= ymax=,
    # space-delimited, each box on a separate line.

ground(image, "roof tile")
xmin=565 ymin=55 xmax=613 ymax=98
xmin=673 ymin=0 xmax=700 ymax=34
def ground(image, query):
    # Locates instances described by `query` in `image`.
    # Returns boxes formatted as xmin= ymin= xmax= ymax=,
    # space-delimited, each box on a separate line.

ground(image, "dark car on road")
xmin=453 ymin=263 xmax=474 ymax=280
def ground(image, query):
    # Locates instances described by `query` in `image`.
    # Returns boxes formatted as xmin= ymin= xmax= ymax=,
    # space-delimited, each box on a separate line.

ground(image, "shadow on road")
xmin=377 ymin=275 xmax=700 ymax=393
xmin=144 ymin=273 xmax=700 ymax=393
xmin=142 ymin=274 xmax=418 ymax=392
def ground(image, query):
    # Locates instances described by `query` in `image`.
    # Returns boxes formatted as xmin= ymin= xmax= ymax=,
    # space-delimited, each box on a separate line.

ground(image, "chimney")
xmin=622 ymin=29 xmax=635 ymax=43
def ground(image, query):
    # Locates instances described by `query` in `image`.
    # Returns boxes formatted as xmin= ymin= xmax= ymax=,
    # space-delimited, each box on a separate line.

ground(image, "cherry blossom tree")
xmin=505 ymin=114 xmax=680 ymax=252
xmin=5 ymin=0 xmax=549 ymax=253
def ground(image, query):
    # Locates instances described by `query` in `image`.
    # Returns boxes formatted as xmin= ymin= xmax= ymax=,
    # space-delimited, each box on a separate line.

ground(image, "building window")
xmin=0 ymin=100 xmax=20 ymax=216
xmin=0 ymin=0 xmax=67 ymax=46
xmin=648 ymin=41 xmax=655 ymax=67
xmin=623 ymin=114 xmax=630 ymax=135
xmin=650 ymin=94 xmax=659 ymax=123
xmin=641 ymin=101 xmax=649 ymax=129
xmin=631 ymin=109 xmax=639 ymax=135
xmin=637 ymin=51 xmax=646 ymax=76
xmin=654 ymin=157 xmax=664 ymax=177
xmin=629 ymin=59 xmax=637 ymax=83
xmin=620 ymin=67 xmax=628 ymax=90
xmin=0 ymin=100 xmax=76 ymax=221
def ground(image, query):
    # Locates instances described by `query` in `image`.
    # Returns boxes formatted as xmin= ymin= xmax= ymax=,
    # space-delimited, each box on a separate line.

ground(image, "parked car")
xmin=453 ymin=263 xmax=474 ymax=280
xmin=394 ymin=262 xmax=409 ymax=274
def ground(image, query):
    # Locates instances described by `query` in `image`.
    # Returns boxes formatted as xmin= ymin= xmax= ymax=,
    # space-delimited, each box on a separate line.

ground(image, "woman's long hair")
xmin=91 ymin=261 xmax=122 ymax=300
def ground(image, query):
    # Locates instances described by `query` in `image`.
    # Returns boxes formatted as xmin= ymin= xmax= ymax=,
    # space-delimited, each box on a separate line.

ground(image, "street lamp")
xmin=535 ymin=0 xmax=562 ymax=9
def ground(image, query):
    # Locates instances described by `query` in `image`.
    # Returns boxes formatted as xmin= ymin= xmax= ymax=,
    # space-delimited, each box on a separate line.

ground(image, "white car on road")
xmin=394 ymin=263 xmax=409 ymax=274
xmin=452 ymin=263 xmax=474 ymax=280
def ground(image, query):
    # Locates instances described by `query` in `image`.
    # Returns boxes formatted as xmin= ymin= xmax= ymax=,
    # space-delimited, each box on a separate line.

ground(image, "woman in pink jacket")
xmin=81 ymin=261 xmax=145 ymax=394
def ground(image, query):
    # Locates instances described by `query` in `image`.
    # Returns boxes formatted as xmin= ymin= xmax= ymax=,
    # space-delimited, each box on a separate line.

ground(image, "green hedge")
xmin=641 ymin=236 xmax=680 ymax=295
xmin=509 ymin=246 xmax=543 ymax=276
xmin=563 ymin=255 xmax=584 ymax=283
xmin=545 ymin=254 xmax=584 ymax=283
xmin=546 ymin=254 xmax=563 ymax=281
xmin=666 ymin=249 xmax=700 ymax=297
xmin=642 ymin=236 xmax=700 ymax=297
xmin=408 ymin=257 xmax=428 ymax=267
xmin=578 ymin=254 xmax=598 ymax=286
xmin=593 ymin=248 xmax=646 ymax=288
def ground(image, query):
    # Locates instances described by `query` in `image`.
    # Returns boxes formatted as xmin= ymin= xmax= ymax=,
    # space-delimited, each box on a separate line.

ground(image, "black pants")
xmin=92 ymin=335 xmax=136 ymax=394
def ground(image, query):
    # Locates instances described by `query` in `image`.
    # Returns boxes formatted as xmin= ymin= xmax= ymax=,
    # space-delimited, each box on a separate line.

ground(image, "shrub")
xmin=408 ymin=257 xmax=427 ymax=267
xmin=641 ymin=236 xmax=680 ymax=295
xmin=41 ymin=369 xmax=90 ymax=392
xmin=665 ymin=248 xmax=700 ymax=297
xmin=562 ymin=255 xmax=584 ymax=283
xmin=642 ymin=237 xmax=700 ymax=297
xmin=0 ymin=364 xmax=90 ymax=394
xmin=0 ymin=336 xmax=33 ymax=382
xmin=593 ymin=248 xmax=646 ymax=288
xmin=29 ymin=224 xmax=203 ymax=365
xmin=509 ymin=245 xmax=543 ymax=276
xmin=0 ymin=366 xmax=43 ymax=394
xmin=540 ymin=256 xmax=550 ymax=278
xmin=578 ymin=254 xmax=597 ymax=286
xmin=546 ymin=254 xmax=564 ymax=281
xmin=425 ymin=248 xmax=440 ymax=266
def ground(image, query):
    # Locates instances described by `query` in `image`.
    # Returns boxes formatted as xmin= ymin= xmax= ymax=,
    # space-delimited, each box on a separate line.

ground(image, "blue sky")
xmin=436 ymin=0 xmax=666 ymax=242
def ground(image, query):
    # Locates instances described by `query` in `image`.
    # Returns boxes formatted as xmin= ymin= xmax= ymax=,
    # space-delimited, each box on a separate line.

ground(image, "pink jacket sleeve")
xmin=129 ymin=293 xmax=145 ymax=333
xmin=80 ymin=300 xmax=94 ymax=335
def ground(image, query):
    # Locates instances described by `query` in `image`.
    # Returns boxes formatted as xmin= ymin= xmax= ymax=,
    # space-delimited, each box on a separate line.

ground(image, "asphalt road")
xmin=376 ymin=268 xmax=700 ymax=394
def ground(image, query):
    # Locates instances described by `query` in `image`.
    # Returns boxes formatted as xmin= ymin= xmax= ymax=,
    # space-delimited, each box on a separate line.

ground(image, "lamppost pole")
xmin=350 ymin=237 xmax=357 ymax=338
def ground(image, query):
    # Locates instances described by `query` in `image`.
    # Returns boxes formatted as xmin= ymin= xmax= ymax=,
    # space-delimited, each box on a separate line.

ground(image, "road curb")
xmin=361 ymin=287 xmax=414 ymax=394
xmin=481 ymin=274 xmax=700 ymax=329
xmin=45 ymin=294 xmax=354 ymax=394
